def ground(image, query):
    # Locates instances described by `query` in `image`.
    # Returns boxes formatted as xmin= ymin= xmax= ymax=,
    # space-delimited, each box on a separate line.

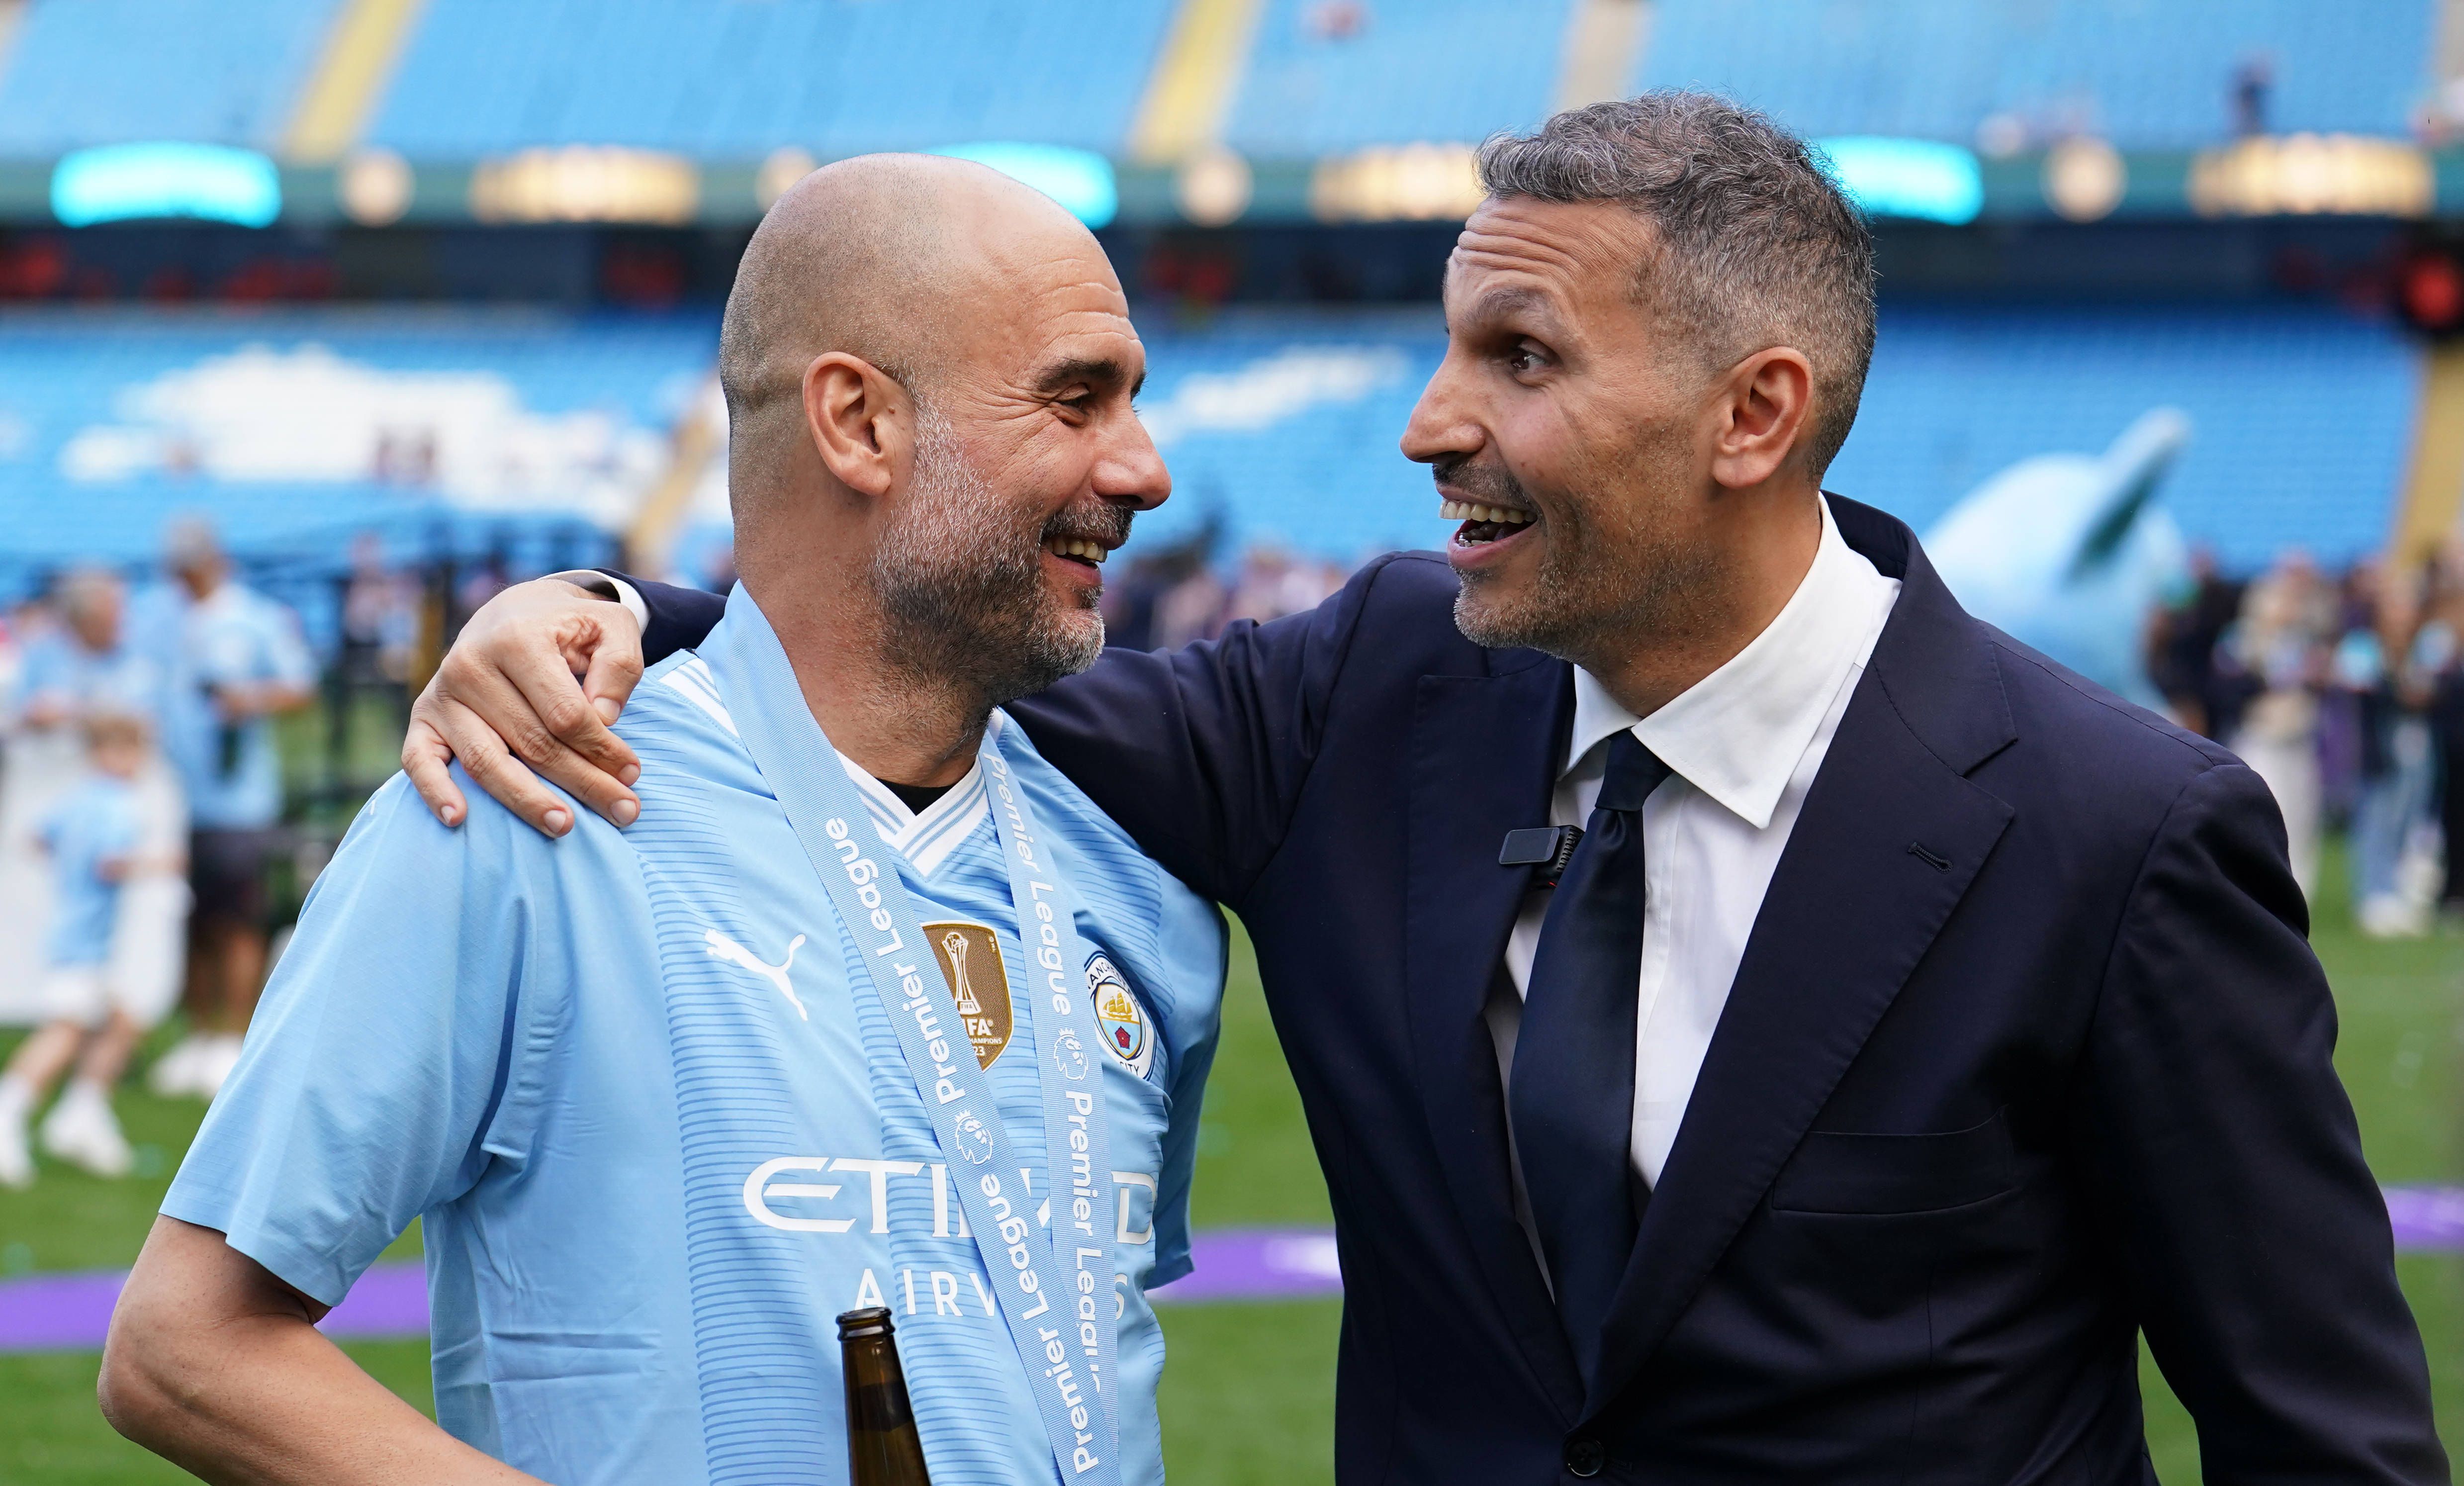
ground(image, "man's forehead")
xmin=977 ymin=245 xmax=1141 ymax=376
xmin=1444 ymin=195 xmax=1644 ymax=314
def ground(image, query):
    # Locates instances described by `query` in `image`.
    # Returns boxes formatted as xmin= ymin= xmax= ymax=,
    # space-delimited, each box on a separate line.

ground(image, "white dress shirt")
xmin=1486 ymin=498 xmax=1901 ymax=1252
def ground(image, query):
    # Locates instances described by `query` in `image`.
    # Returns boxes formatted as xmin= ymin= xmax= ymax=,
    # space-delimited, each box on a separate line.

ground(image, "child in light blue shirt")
xmin=0 ymin=713 xmax=151 ymax=1185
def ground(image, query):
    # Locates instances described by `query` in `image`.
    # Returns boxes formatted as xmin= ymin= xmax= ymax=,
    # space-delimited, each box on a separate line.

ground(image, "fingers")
xmin=401 ymin=712 xmax=470 ymax=828
xmin=506 ymin=654 xmax=641 ymax=797
xmin=405 ymin=575 xmax=649 ymax=834
xmin=579 ymin=629 xmax=645 ymax=737
xmin=426 ymin=694 xmax=577 ymax=837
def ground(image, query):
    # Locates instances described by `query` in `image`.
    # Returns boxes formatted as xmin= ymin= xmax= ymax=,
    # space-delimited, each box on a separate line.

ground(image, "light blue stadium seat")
xmin=1635 ymin=0 xmax=2437 ymax=150
xmin=366 ymin=0 xmax=1177 ymax=158
xmin=0 ymin=0 xmax=340 ymax=153
xmin=1221 ymin=0 xmax=1576 ymax=156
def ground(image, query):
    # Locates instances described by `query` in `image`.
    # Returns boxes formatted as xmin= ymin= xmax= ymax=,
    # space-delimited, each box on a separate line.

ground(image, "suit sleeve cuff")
xmin=544 ymin=569 xmax=650 ymax=635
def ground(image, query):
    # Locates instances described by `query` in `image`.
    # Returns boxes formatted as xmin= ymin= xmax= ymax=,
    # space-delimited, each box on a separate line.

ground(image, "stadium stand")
xmin=1836 ymin=303 xmax=2419 ymax=567
xmin=0 ymin=308 xmax=712 ymax=604
xmin=364 ymin=0 xmax=1179 ymax=159
xmin=0 ymin=302 xmax=2418 ymax=600
xmin=1219 ymin=0 xmax=1574 ymax=156
xmin=0 ymin=0 xmax=341 ymax=154
xmin=1636 ymin=0 xmax=2438 ymax=150
xmin=1123 ymin=303 xmax=2419 ymax=573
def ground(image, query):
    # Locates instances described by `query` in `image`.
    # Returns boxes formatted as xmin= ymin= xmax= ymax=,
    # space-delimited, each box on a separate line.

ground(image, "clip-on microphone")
xmin=1498 ymin=825 xmax=1583 ymax=890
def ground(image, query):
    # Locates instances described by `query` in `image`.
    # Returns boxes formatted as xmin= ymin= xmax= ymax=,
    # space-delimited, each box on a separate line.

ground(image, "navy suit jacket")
xmin=616 ymin=496 xmax=2443 ymax=1484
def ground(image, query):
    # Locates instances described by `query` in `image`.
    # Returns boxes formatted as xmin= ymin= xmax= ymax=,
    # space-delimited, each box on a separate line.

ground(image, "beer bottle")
xmin=838 ymin=1306 xmax=931 ymax=1486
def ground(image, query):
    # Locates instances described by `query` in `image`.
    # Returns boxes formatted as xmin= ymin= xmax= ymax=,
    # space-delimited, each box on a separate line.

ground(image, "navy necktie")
xmin=1510 ymin=730 xmax=1672 ymax=1373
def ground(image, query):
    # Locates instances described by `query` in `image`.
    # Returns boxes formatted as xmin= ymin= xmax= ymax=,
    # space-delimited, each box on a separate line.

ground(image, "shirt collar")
xmin=1564 ymin=498 xmax=1897 ymax=830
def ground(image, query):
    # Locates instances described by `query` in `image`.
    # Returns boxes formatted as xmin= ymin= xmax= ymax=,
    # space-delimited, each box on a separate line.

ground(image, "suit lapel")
xmin=1583 ymin=498 xmax=2020 ymax=1414
xmin=1404 ymin=654 xmax=1585 ymax=1418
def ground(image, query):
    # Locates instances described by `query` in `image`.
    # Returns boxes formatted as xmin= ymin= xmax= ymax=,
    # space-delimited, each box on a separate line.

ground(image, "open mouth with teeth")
xmin=1441 ymin=498 xmax=1537 ymax=548
xmin=1042 ymin=535 xmax=1113 ymax=570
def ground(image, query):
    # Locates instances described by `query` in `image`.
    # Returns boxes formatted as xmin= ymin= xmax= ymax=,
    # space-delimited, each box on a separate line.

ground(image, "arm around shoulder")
xmin=1005 ymin=552 xmax=1417 ymax=903
xmin=2085 ymin=760 xmax=2444 ymax=1483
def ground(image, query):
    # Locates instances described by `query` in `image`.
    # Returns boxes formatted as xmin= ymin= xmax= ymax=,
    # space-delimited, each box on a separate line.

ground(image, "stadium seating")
xmin=366 ymin=0 xmax=1178 ymax=159
xmin=0 ymin=308 xmax=713 ymax=602
xmin=0 ymin=302 xmax=2414 ymax=610
xmin=1636 ymin=0 xmax=2437 ymax=150
xmin=0 ymin=0 xmax=340 ymax=154
xmin=1127 ymin=302 xmax=2420 ymax=574
xmin=1835 ymin=303 xmax=2419 ymax=569
xmin=0 ymin=0 xmax=2433 ymax=164
xmin=1220 ymin=0 xmax=1574 ymax=156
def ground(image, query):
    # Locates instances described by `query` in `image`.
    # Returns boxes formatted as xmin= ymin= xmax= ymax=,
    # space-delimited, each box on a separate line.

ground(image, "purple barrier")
xmin=5 ymin=1189 xmax=2457 ymax=1354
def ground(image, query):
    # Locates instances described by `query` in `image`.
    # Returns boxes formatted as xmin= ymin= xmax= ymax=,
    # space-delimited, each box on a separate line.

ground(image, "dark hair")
xmin=1477 ymin=92 xmax=1877 ymax=478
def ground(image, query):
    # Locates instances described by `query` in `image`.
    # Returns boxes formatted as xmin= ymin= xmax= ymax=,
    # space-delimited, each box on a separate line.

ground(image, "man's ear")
xmin=801 ymin=352 xmax=913 ymax=499
xmin=1708 ymin=346 xmax=1814 ymax=491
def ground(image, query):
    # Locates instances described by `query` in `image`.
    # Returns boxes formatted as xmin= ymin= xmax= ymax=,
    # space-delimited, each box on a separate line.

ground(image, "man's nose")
xmin=1400 ymin=357 xmax=1480 ymax=467
xmin=1097 ymin=414 xmax=1172 ymax=512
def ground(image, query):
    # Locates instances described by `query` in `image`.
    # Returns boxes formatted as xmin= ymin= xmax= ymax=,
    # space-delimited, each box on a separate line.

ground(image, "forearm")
xmin=219 ymin=682 xmax=313 ymax=720
xmin=102 ymin=1218 xmax=542 ymax=1486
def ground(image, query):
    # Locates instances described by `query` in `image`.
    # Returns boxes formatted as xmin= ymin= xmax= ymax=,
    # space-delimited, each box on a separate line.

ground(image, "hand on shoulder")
xmin=401 ymin=578 xmax=647 ymax=838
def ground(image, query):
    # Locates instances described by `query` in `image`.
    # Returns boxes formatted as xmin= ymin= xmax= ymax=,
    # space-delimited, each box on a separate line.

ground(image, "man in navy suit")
xmin=404 ymin=96 xmax=2442 ymax=1483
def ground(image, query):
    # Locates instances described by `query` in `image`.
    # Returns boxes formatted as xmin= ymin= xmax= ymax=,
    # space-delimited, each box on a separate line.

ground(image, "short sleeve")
xmin=259 ymin=599 xmax=315 ymax=688
xmin=1144 ymin=891 xmax=1227 ymax=1287
xmin=162 ymin=774 xmax=576 ymax=1305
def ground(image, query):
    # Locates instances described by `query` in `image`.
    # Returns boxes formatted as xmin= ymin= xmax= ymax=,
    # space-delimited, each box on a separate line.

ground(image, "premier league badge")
xmin=1085 ymin=952 xmax=1156 ymax=1078
xmin=950 ymin=1109 xmax=995 ymax=1166
xmin=1052 ymin=1027 xmax=1090 ymax=1081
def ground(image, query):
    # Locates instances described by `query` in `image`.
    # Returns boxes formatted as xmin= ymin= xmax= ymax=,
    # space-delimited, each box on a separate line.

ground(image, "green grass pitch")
xmin=2 ymin=843 xmax=2457 ymax=1484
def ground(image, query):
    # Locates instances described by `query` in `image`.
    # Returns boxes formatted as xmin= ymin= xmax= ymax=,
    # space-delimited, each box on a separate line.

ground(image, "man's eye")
xmin=1505 ymin=347 xmax=1542 ymax=375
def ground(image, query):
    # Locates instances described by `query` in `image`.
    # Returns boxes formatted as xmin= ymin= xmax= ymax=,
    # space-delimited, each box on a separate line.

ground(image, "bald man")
xmin=99 ymin=157 xmax=1226 ymax=1486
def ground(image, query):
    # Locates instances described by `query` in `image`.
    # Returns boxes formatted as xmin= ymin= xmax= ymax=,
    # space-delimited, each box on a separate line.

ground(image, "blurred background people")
xmin=144 ymin=520 xmax=312 ymax=1101
xmin=2147 ymin=546 xmax=2245 ymax=740
xmin=0 ymin=712 xmax=158 ymax=1184
xmin=2336 ymin=564 xmax=2447 ymax=936
xmin=326 ymin=532 xmax=419 ymax=774
xmin=2222 ymin=551 xmax=2334 ymax=898
xmin=0 ymin=568 xmax=184 ymax=1029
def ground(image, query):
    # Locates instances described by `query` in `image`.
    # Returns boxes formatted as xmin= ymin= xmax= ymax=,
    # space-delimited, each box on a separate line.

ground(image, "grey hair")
xmin=1477 ymin=92 xmax=1877 ymax=478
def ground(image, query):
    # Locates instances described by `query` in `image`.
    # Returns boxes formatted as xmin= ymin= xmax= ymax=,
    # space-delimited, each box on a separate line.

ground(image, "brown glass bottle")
xmin=839 ymin=1306 xmax=932 ymax=1486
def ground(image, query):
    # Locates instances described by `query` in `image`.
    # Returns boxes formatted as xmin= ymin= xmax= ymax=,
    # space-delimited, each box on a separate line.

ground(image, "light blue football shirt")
xmin=16 ymin=635 xmax=162 ymax=726
xmin=156 ymin=582 xmax=313 ymax=829
xmin=165 ymin=597 xmax=1226 ymax=1486
xmin=42 ymin=775 xmax=138 ymax=966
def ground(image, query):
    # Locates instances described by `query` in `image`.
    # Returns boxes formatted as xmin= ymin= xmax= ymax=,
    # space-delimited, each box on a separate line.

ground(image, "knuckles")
xmin=537 ymin=697 xmax=596 ymax=741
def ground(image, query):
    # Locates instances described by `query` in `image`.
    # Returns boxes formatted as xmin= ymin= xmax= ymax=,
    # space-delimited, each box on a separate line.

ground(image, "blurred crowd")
xmin=2150 ymin=545 xmax=2464 ymax=937
xmin=1100 ymin=531 xmax=1355 ymax=651
xmin=0 ymin=518 xmax=319 ymax=1188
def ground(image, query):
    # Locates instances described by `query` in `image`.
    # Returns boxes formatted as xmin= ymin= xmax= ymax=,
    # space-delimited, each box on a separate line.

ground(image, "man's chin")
xmin=1452 ymin=580 xmax=1551 ymax=653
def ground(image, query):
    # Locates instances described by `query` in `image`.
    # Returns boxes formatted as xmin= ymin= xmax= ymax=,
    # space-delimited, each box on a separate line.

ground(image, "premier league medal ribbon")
xmin=981 ymin=733 xmax=1123 ymax=1450
xmin=714 ymin=590 xmax=1124 ymax=1486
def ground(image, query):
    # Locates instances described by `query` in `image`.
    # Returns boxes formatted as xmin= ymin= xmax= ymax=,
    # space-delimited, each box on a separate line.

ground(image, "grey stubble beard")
xmin=1448 ymin=438 xmax=1727 ymax=669
xmin=868 ymin=409 xmax=1114 ymax=711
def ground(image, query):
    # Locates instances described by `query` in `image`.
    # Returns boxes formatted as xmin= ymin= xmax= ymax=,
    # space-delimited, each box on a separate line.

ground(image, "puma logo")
xmin=705 ymin=929 xmax=809 ymax=1020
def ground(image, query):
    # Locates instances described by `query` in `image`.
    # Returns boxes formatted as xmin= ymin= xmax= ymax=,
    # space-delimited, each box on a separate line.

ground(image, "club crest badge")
xmin=1086 ymin=952 xmax=1155 ymax=1078
xmin=923 ymin=921 xmax=1011 ymax=1069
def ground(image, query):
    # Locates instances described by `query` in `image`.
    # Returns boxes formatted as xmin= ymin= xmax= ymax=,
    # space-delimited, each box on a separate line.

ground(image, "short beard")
xmin=1447 ymin=435 xmax=1726 ymax=665
xmin=869 ymin=410 xmax=1120 ymax=707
